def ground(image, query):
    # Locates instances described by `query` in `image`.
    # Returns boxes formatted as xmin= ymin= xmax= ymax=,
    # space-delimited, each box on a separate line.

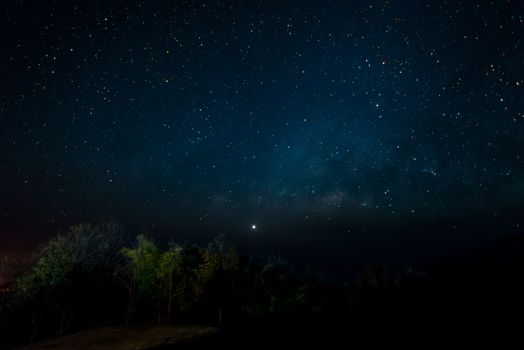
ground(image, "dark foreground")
xmin=16 ymin=325 xmax=219 ymax=350
xmin=15 ymin=318 xmax=524 ymax=350
xmin=5 ymin=230 xmax=524 ymax=349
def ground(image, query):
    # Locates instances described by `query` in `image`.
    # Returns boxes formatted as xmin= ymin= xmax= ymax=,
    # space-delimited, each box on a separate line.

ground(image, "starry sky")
xmin=1 ymin=1 xmax=523 ymax=263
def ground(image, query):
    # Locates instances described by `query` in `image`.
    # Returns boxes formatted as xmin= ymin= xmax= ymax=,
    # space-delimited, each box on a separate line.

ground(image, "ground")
xmin=17 ymin=325 xmax=220 ymax=350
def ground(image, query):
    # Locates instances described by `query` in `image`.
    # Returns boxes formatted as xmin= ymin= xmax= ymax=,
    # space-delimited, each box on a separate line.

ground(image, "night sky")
xmin=1 ymin=1 xmax=523 ymax=266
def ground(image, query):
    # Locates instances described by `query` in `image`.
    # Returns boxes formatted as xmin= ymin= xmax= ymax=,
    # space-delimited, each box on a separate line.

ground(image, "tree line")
xmin=5 ymin=220 xmax=519 ymax=349
xmin=2 ymin=221 xmax=316 ymax=346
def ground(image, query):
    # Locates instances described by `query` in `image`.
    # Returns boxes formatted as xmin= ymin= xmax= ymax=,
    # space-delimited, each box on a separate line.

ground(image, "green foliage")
xmin=13 ymin=221 xmax=128 ymax=341
xmin=158 ymin=244 xmax=183 ymax=287
xmin=174 ymin=245 xmax=202 ymax=317
xmin=158 ymin=244 xmax=183 ymax=320
xmin=11 ymin=224 xmax=317 ymax=342
xmin=194 ymin=234 xmax=239 ymax=298
xmin=121 ymin=235 xmax=160 ymax=299
xmin=32 ymin=235 xmax=75 ymax=289
xmin=17 ymin=221 xmax=126 ymax=297
xmin=240 ymin=256 xmax=309 ymax=319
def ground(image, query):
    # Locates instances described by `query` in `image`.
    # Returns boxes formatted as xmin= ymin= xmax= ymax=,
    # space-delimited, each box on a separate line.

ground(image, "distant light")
xmin=251 ymin=224 xmax=257 ymax=230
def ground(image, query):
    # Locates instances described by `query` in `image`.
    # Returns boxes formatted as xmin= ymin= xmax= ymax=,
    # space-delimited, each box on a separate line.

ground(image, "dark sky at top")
xmin=1 ymin=1 xmax=523 ymax=266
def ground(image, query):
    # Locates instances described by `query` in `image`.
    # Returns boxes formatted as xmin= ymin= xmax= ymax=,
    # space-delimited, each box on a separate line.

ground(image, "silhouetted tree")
xmin=195 ymin=234 xmax=239 ymax=324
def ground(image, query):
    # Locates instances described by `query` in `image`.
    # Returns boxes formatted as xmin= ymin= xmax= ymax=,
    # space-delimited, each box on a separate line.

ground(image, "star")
xmin=251 ymin=224 xmax=257 ymax=230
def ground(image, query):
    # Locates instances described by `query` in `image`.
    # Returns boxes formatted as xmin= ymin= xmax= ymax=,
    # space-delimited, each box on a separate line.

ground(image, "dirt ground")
xmin=17 ymin=325 xmax=220 ymax=350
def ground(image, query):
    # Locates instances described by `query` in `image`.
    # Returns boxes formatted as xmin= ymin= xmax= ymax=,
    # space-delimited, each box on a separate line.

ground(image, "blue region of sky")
xmin=0 ymin=0 xmax=523 ymax=258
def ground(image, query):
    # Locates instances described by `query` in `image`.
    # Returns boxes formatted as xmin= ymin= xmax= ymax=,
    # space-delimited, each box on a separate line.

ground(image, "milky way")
xmin=1 ymin=1 xmax=522 ymax=254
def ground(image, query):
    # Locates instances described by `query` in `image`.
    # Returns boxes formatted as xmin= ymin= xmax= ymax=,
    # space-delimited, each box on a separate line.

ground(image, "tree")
xmin=174 ymin=244 xmax=202 ymax=318
xmin=121 ymin=235 xmax=160 ymax=322
xmin=194 ymin=234 xmax=239 ymax=324
xmin=16 ymin=221 xmax=127 ymax=338
xmin=157 ymin=244 xmax=183 ymax=322
xmin=352 ymin=264 xmax=395 ymax=310
xmin=66 ymin=221 xmax=127 ymax=269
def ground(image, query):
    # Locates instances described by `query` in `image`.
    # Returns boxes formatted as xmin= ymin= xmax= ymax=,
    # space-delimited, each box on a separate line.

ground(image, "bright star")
xmin=251 ymin=224 xmax=257 ymax=230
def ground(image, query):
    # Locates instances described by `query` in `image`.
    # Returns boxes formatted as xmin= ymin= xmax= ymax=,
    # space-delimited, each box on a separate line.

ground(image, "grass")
xmin=17 ymin=325 xmax=220 ymax=350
